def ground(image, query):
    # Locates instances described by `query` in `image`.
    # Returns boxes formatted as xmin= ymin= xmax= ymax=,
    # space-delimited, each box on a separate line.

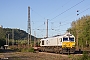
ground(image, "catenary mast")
xmin=27 ymin=6 xmax=31 ymax=46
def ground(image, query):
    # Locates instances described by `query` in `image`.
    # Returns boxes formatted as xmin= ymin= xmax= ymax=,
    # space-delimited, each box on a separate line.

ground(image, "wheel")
xmin=68 ymin=49 xmax=70 ymax=55
xmin=62 ymin=48 xmax=63 ymax=54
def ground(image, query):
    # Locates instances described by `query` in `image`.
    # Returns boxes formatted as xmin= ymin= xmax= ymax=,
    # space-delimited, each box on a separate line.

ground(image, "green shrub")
xmin=10 ymin=45 xmax=35 ymax=52
xmin=28 ymin=47 xmax=34 ymax=52
xmin=79 ymin=51 xmax=90 ymax=60
xmin=21 ymin=48 xmax=28 ymax=52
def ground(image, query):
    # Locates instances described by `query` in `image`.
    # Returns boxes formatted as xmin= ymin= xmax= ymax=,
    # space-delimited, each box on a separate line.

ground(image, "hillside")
xmin=0 ymin=27 xmax=42 ymax=47
xmin=3 ymin=28 xmax=36 ymax=40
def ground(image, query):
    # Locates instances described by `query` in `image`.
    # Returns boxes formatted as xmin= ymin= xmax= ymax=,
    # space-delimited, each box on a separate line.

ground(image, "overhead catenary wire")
xmin=78 ymin=7 xmax=90 ymax=15
xmin=30 ymin=7 xmax=46 ymax=20
xmin=50 ymin=1 xmax=90 ymax=22
xmin=30 ymin=7 xmax=47 ymax=36
xmin=51 ymin=1 xmax=90 ymax=28
xmin=45 ymin=0 xmax=72 ymax=18
xmin=49 ymin=0 xmax=90 ymax=26
xmin=52 ymin=6 xmax=90 ymax=33
xmin=31 ymin=0 xmax=88 ymax=37
xmin=49 ymin=0 xmax=85 ymax=21
xmin=48 ymin=0 xmax=86 ymax=33
xmin=31 ymin=0 xmax=73 ymax=30
xmin=51 ymin=11 xmax=90 ymax=35
xmin=34 ymin=0 xmax=85 ymax=30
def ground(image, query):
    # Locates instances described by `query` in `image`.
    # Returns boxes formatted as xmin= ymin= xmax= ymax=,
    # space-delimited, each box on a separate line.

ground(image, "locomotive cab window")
xmin=42 ymin=40 xmax=44 ymax=45
xmin=69 ymin=37 xmax=74 ymax=41
xmin=63 ymin=37 xmax=68 ymax=41
xmin=59 ymin=38 xmax=62 ymax=42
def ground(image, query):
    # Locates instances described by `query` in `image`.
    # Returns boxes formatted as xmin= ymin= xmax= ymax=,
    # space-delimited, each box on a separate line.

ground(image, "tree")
xmin=0 ymin=27 xmax=6 ymax=47
xmin=67 ymin=15 xmax=90 ymax=48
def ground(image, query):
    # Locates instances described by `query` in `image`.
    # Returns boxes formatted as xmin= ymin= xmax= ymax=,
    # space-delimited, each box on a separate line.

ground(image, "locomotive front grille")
xmin=62 ymin=42 xmax=75 ymax=48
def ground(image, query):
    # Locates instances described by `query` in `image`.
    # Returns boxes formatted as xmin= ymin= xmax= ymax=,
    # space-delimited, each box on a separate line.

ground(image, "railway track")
xmin=38 ymin=52 xmax=83 ymax=56
xmin=0 ymin=49 xmax=90 ymax=60
xmin=33 ymin=47 xmax=90 ymax=55
xmin=0 ymin=51 xmax=83 ymax=60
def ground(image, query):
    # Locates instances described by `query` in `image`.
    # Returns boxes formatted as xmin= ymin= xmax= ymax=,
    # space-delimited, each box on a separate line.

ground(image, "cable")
xmin=49 ymin=0 xmax=85 ymax=21
xmin=34 ymin=0 xmax=85 ymax=30
xmin=78 ymin=7 xmax=90 ymax=15
xmin=45 ymin=0 xmax=72 ymax=18
xmin=51 ymin=2 xmax=90 ymax=29
xmin=32 ymin=0 xmax=73 ymax=30
xmin=52 ymin=6 xmax=90 ymax=33
xmin=30 ymin=7 xmax=46 ymax=20
xmin=32 ymin=0 xmax=86 ymax=37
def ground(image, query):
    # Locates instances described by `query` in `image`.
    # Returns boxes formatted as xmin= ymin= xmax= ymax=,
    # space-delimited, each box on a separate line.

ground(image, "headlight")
xmin=72 ymin=45 xmax=75 ymax=47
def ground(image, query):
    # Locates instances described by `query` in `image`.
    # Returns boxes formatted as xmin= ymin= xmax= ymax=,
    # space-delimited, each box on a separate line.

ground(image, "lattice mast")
xmin=27 ymin=6 xmax=31 ymax=46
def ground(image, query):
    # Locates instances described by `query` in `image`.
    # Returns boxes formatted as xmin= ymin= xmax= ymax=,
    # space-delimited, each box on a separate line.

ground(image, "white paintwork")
xmin=40 ymin=32 xmax=75 ymax=47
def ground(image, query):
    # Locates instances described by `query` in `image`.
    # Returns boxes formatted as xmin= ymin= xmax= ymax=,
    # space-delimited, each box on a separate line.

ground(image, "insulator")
xmin=77 ymin=14 xmax=79 ymax=16
xmin=44 ymin=22 xmax=45 ymax=24
xmin=52 ymin=29 xmax=54 ymax=30
xmin=77 ymin=10 xmax=79 ymax=12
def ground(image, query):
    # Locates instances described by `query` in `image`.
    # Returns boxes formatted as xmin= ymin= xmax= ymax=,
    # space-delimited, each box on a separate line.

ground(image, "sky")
xmin=0 ymin=0 xmax=90 ymax=38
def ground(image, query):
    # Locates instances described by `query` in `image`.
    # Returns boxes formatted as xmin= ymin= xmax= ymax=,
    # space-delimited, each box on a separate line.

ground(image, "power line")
xmin=45 ymin=0 xmax=72 ymax=18
xmin=34 ymin=0 xmax=85 ymax=31
xmin=30 ymin=7 xmax=46 ymax=20
xmin=31 ymin=0 xmax=88 ymax=37
xmin=51 ymin=9 xmax=90 ymax=34
xmin=31 ymin=0 xmax=73 ymax=31
xmin=49 ymin=0 xmax=85 ymax=21
xmin=51 ymin=1 xmax=90 ymax=28
xmin=56 ymin=2 xmax=90 ymax=24
xmin=52 ymin=6 xmax=90 ymax=32
xmin=78 ymin=7 xmax=90 ymax=15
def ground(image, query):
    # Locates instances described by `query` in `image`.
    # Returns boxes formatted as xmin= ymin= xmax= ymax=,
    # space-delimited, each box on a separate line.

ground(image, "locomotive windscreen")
xmin=69 ymin=38 xmax=74 ymax=41
xmin=63 ymin=38 xmax=68 ymax=41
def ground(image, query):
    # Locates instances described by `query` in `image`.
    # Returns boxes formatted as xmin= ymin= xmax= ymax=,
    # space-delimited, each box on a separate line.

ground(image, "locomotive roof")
xmin=43 ymin=32 xmax=74 ymax=39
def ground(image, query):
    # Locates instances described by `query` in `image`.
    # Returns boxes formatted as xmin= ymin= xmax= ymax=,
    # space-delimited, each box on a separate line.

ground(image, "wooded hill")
xmin=0 ymin=28 xmax=39 ymax=47
xmin=4 ymin=28 xmax=36 ymax=40
xmin=67 ymin=15 xmax=90 ymax=48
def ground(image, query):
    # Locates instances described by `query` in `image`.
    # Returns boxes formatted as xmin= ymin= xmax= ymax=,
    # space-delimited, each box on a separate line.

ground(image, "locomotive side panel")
xmin=40 ymin=36 xmax=63 ymax=47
